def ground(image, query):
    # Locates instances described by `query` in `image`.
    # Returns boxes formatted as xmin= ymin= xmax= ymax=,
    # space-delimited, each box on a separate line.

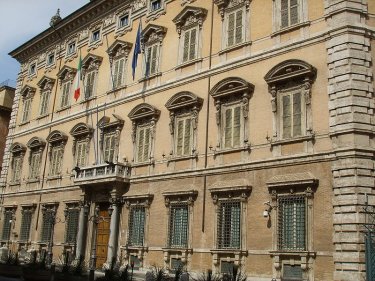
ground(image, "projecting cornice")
xmin=8 ymin=0 xmax=128 ymax=63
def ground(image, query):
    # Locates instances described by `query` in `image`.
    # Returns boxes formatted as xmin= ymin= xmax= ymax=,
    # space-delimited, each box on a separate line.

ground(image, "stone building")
xmin=1 ymin=0 xmax=374 ymax=280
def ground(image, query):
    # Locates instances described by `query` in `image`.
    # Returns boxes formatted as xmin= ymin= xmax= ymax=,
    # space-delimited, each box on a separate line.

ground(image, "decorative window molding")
xmin=70 ymin=123 xmax=94 ymax=168
xmin=141 ymin=24 xmax=167 ymax=79
xmin=115 ymin=9 xmax=132 ymax=37
xmin=214 ymin=0 xmax=250 ymax=50
xmin=9 ymin=143 xmax=26 ymax=184
xmin=147 ymin=0 xmax=167 ymax=22
xmin=64 ymin=203 xmax=79 ymax=244
xmin=266 ymin=172 xmax=318 ymax=281
xmin=65 ymin=38 xmax=78 ymax=61
xmin=165 ymin=92 xmax=203 ymax=158
xmin=272 ymin=0 xmax=308 ymax=34
xmin=81 ymin=54 xmax=103 ymax=101
xmin=40 ymin=204 xmax=58 ymax=243
xmin=264 ymin=60 xmax=316 ymax=150
xmin=128 ymin=103 xmax=160 ymax=164
xmin=37 ymin=76 xmax=55 ymax=117
xmin=181 ymin=0 xmax=196 ymax=6
xmin=26 ymin=137 xmax=46 ymax=181
xmin=20 ymin=85 xmax=36 ymax=124
xmin=162 ymin=190 xmax=197 ymax=269
xmin=173 ymin=6 xmax=207 ymax=66
xmin=107 ymin=40 xmax=133 ymax=89
xmin=46 ymin=130 xmax=68 ymax=177
xmin=28 ymin=60 xmax=37 ymax=79
xmin=1 ymin=207 xmax=16 ymax=241
xmin=98 ymin=114 xmax=124 ymax=164
xmin=209 ymin=179 xmax=251 ymax=273
xmin=57 ymin=66 xmax=77 ymax=109
xmin=20 ymin=206 xmax=36 ymax=242
xmin=88 ymin=21 xmax=104 ymax=50
xmin=210 ymin=77 xmax=254 ymax=152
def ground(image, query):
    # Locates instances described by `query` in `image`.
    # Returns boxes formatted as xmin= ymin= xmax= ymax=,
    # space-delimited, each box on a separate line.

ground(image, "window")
xmin=47 ymin=53 xmax=55 ymax=66
xmin=150 ymin=0 xmax=161 ymax=11
xmin=47 ymin=130 xmax=67 ymax=177
xmin=129 ymin=103 xmax=160 ymax=164
xmin=278 ymin=195 xmax=306 ymax=251
xmin=98 ymin=115 xmax=123 ymax=164
xmin=168 ymin=203 xmax=189 ymax=248
xmin=281 ymin=0 xmax=299 ymax=28
xmin=84 ymin=71 xmax=95 ymax=99
xmin=27 ymin=137 xmax=45 ymax=180
xmin=227 ymin=9 xmax=243 ymax=47
xmin=210 ymin=77 xmax=254 ymax=151
xmin=67 ymin=42 xmax=76 ymax=55
xmin=2 ymin=209 xmax=14 ymax=241
xmin=30 ymin=151 xmax=41 ymax=179
xmin=75 ymin=140 xmax=88 ymax=167
xmin=29 ymin=63 xmax=36 ymax=76
xmin=10 ymin=143 xmax=26 ymax=183
xmin=265 ymin=60 xmax=316 ymax=146
xmin=175 ymin=116 xmax=193 ymax=156
xmin=70 ymin=123 xmax=93 ymax=168
xmin=173 ymin=7 xmax=207 ymax=65
xmin=65 ymin=206 xmax=79 ymax=244
xmin=128 ymin=206 xmax=146 ymax=246
xmin=217 ymin=200 xmax=241 ymax=249
xmin=41 ymin=206 xmax=56 ymax=243
xmin=91 ymin=30 xmax=100 ymax=42
xmin=145 ymin=43 xmax=159 ymax=76
xmin=57 ymin=66 xmax=76 ymax=108
xmin=118 ymin=14 xmax=129 ymax=28
xmin=113 ymin=57 xmax=125 ymax=88
xmin=22 ymin=98 xmax=32 ymax=123
xmin=60 ymin=81 xmax=71 ymax=108
xmin=39 ymin=90 xmax=50 ymax=116
xmin=81 ymin=54 xmax=103 ymax=100
xmin=20 ymin=208 xmax=33 ymax=241
xmin=103 ymin=133 xmax=116 ymax=163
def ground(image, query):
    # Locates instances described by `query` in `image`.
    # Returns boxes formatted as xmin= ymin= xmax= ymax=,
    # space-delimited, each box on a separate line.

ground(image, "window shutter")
xmin=109 ymin=135 xmax=115 ymax=162
xmin=143 ymin=127 xmax=151 ymax=162
xmin=118 ymin=58 xmax=124 ymax=87
xmin=2 ymin=212 xmax=12 ymax=240
xmin=183 ymin=30 xmax=190 ymax=62
xmin=65 ymin=208 xmax=79 ymax=243
xmin=183 ymin=118 xmax=191 ymax=155
xmin=227 ymin=12 xmax=235 ymax=46
xmin=224 ymin=108 xmax=233 ymax=148
xmin=235 ymin=10 xmax=243 ymax=44
xmin=151 ymin=45 xmax=158 ymax=75
xmin=281 ymin=0 xmax=289 ymax=28
xmin=292 ymin=92 xmax=302 ymax=137
xmin=23 ymin=99 xmax=31 ymax=122
xmin=176 ymin=120 xmax=184 ymax=156
xmin=113 ymin=60 xmax=119 ymax=88
xmin=189 ymin=28 xmax=197 ymax=61
xmin=146 ymin=46 xmax=152 ymax=76
xmin=282 ymin=95 xmax=291 ymax=138
xmin=20 ymin=211 xmax=32 ymax=241
xmin=290 ymin=0 xmax=299 ymax=25
xmin=41 ymin=211 xmax=53 ymax=242
xmin=137 ymin=128 xmax=145 ymax=162
xmin=233 ymin=106 xmax=241 ymax=147
xmin=57 ymin=148 xmax=63 ymax=174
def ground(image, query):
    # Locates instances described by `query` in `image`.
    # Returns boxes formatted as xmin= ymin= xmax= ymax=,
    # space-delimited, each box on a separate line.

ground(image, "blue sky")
xmin=0 ymin=0 xmax=88 ymax=85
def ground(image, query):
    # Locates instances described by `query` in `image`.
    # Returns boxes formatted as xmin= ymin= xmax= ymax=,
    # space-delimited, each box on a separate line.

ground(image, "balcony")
xmin=73 ymin=162 xmax=131 ymax=187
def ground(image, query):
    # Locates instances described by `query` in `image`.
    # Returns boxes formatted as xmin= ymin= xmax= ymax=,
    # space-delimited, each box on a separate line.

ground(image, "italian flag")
xmin=74 ymin=54 xmax=82 ymax=101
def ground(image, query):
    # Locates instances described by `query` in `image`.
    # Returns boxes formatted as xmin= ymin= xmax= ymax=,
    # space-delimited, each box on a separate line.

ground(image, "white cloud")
xmin=0 ymin=0 xmax=88 ymax=82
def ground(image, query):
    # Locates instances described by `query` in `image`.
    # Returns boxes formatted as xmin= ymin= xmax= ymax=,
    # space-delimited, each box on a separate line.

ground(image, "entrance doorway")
xmin=96 ymin=204 xmax=110 ymax=268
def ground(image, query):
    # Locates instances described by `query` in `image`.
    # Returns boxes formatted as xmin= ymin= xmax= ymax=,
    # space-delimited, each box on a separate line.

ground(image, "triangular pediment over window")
xmin=142 ymin=24 xmax=167 ymax=43
xmin=173 ymin=6 xmax=207 ymax=31
xmin=81 ymin=54 xmax=103 ymax=70
xmin=57 ymin=66 xmax=77 ymax=81
xmin=107 ymin=40 xmax=133 ymax=59
xmin=20 ymin=85 xmax=36 ymax=98
xmin=37 ymin=75 xmax=55 ymax=90
xmin=128 ymin=103 xmax=160 ymax=121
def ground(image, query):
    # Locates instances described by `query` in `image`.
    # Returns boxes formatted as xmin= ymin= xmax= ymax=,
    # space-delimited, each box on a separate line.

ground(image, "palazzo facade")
xmin=1 ymin=0 xmax=375 ymax=280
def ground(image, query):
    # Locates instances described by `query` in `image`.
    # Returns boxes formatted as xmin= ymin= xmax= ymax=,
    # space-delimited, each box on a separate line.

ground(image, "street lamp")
xmin=87 ymin=205 xmax=112 ymax=281
xmin=42 ymin=205 xmax=68 ymax=266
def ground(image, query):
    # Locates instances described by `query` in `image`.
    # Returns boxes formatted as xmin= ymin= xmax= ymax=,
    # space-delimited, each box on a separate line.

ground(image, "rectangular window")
xmin=22 ymin=98 xmax=31 ymax=123
xmin=29 ymin=63 xmax=36 ymax=76
xmin=227 ymin=9 xmax=243 ymax=47
xmin=84 ymin=71 xmax=96 ymax=99
xmin=218 ymin=200 xmax=241 ymax=249
xmin=47 ymin=53 xmax=55 ymax=66
xmin=278 ymin=195 xmax=306 ymax=251
xmin=128 ymin=206 xmax=146 ymax=246
xmin=39 ymin=91 xmax=50 ymax=116
xmin=103 ymin=133 xmax=116 ymax=163
xmin=91 ymin=30 xmax=100 ymax=42
xmin=168 ymin=203 xmax=188 ymax=248
xmin=50 ymin=146 xmax=63 ymax=176
xmin=136 ymin=125 xmax=151 ymax=163
xmin=65 ymin=207 xmax=79 ymax=244
xmin=2 ymin=211 xmax=13 ymax=241
xmin=145 ymin=44 xmax=159 ymax=76
xmin=67 ymin=42 xmax=76 ymax=55
xmin=11 ymin=156 xmax=22 ymax=182
xmin=281 ymin=91 xmax=302 ymax=139
xmin=281 ymin=0 xmax=299 ymax=28
xmin=41 ymin=210 xmax=54 ymax=243
xmin=150 ymin=0 xmax=162 ymax=11
xmin=175 ymin=116 xmax=192 ymax=156
xmin=118 ymin=14 xmax=129 ymax=28
xmin=60 ymin=81 xmax=71 ymax=108
xmin=20 ymin=209 xmax=33 ymax=241
xmin=29 ymin=151 xmax=41 ymax=179
xmin=182 ymin=28 xmax=197 ymax=63
xmin=223 ymin=104 xmax=241 ymax=148
xmin=75 ymin=141 xmax=87 ymax=167
xmin=113 ymin=57 xmax=125 ymax=88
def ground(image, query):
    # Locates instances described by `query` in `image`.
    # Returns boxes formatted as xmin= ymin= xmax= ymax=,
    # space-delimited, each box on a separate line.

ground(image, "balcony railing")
xmin=74 ymin=162 xmax=131 ymax=186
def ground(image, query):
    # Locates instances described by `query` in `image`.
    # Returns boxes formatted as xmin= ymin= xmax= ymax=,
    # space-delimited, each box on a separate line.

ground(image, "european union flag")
xmin=132 ymin=20 xmax=142 ymax=80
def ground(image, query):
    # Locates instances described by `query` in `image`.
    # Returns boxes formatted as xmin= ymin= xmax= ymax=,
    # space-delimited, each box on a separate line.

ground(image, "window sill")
xmin=47 ymin=175 xmax=62 ymax=181
xmin=270 ymin=134 xmax=314 ymax=146
xmin=36 ymin=114 xmax=49 ymax=120
xmin=106 ymin=85 xmax=127 ymax=95
xmin=139 ymin=72 xmax=162 ymax=83
xmin=271 ymin=21 xmax=311 ymax=38
xmin=210 ymin=249 xmax=247 ymax=255
xmin=270 ymin=250 xmax=316 ymax=258
xmin=115 ymin=26 xmax=132 ymax=37
xmin=8 ymin=182 xmax=21 ymax=187
xmin=167 ymin=154 xmax=198 ymax=163
xmin=65 ymin=52 xmax=78 ymax=62
xmin=121 ymin=245 xmax=148 ymax=251
xmin=36 ymin=242 xmax=48 ymax=246
xmin=162 ymin=247 xmax=192 ymax=253
xmin=79 ymin=96 xmax=97 ymax=104
xmin=56 ymin=105 xmax=71 ymax=113
xmin=218 ymin=41 xmax=252 ymax=56
xmin=26 ymin=178 xmax=40 ymax=184
xmin=19 ymin=121 xmax=30 ymax=126
xmin=131 ymin=160 xmax=155 ymax=168
xmin=88 ymin=40 xmax=103 ymax=51
xmin=175 ymin=58 xmax=203 ymax=71
xmin=213 ymin=144 xmax=251 ymax=156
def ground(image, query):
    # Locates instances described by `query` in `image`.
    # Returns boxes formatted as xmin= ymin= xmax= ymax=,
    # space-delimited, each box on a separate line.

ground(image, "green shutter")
xmin=143 ymin=127 xmax=150 ymax=162
xmin=227 ymin=12 xmax=235 ymax=46
xmin=282 ymin=95 xmax=291 ymax=138
xmin=113 ymin=60 xmax=119 ymax=88
xmin=137 ymin=129 xmax=145 ymax=162
xmin=176 ymin=120 xmax=184 ymax=156
xmin=290 ymin=0 xmax=299 ymax=25
xmin=224 ymin=108 xmax=233 ymax=148
xmin=109 ymin=135 xmax=115 ymax=162
xmin=151 ymin=45 xmax=158 ymax=74
xmin=183 ymin=30 xmax=190 ymax=62
xmin=235 ymin=10 xmax=243 ymax=44
xmin=233 ymin=106 xmax=241 ymax=147
xmin=281 ymin=0 xmax=289 ymax=28
xmin=292 ymin=92 xmax=302 ymax=137
xmin=118 ymin=58 xmax=124 ymax=86
xmin=183 ymin=118 xmax=191 ymax=155
xmin=189 ymin=28 xmax=197 ymax=61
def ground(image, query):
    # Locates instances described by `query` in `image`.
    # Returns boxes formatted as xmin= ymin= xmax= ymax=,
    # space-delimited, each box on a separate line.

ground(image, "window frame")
xmin=2 ymin=208 xmax=15 ymax=241
xmin=81 ymin=54 xmax=103 ymax=101
xmin=112 ymin=56 xmax=126 ymax=89
xmin=272 ymin=0 xmax=308 ymax=32
xmin=46 ymin=52 xmax=55 ymax=66
xmin=222 ymin=101 xmax=243 ymax=149
xmin=135 ymin=123 xmax=152 ymax=163
xmin=65 ymin=205 xmax=80 ymax=244
xmin=20 ymin=206 xmax=35 ymax=242
xmin=40 ymin=205 xmax=57 ymax=243
xmin=22 ymin=97 xmax=32 ymax=123
xmin=27 ymin=137 xmax=46 ymax=181
xmin=128 ymin=205 xmax=146 ymax=247
xmin=9 ymin=143 xmax=26 ymax=184
xmin=39 ymin=90 xmax=51 ymax=116
xmin=46 ymin=130 xmax=68 ymax=178
xmin=66 ymin=41 xmax=77 ymax=57
xmin=98 ymin=116 xmax=124 ymax=164
xmin=28 ymin=62 xmax=37 ymax=77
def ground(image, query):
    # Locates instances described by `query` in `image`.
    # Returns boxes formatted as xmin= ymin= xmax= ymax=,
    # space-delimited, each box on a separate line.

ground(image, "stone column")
xmin=75 ymin=203 xmax=88 ymax=260
xmin=106 ymin=201 xmax=120 ymax=266
xmin=325 ymin=1 xmax=374 ymax=280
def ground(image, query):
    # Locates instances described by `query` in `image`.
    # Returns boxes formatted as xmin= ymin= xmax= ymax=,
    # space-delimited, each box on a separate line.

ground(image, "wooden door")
xmin=96 ymin=206 xmax=110 ymax=268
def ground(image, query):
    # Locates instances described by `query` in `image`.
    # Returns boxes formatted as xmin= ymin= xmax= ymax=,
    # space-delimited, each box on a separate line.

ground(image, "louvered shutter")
xmin=281 ymin=0 xmax=289 ymax=28
xmin=189 ymin=28 xmax=197 ymax=61
xmin=292 ymin=92 xmax=302 ymax=137
xmin=176 ymin=120 xmax=184 ymax=156
xmin=113 ymin=60 xmax=119 ymax=88
xmin=109 ymin=135 xmax=115 ymax=162
xmin=143 ymin=127 xmax=150 ymax=162
xmin=290 ymin=0 xmax=299 ymax=25
xmin=22 ymin=99 xmax=31 ymax=122
xmin=57 ymin=148 xmax=63 ymax=174
xmin=137 ymin=128 xmax=145 ymax=162
xmin=282 ymin=95 xmax=291 ymax=138
xmin=224 ymin=108 xmax=233 ymax=148
xmin=150 ymin=45 xmax=158 ymax=74
xmin=183 ymin=118 xmax=191 ymax=155
xmin=235 ymin=10 xmax=243 ymax=44
xmin=233 ymin=106 xmax=241 ymax=147
xmin=227 ymin=12 xmax=235 ymax=46
xmin=118 ymin=58 xmax=124 ymax=87
xmin=183 ymin=30 xmax=190 ymax=62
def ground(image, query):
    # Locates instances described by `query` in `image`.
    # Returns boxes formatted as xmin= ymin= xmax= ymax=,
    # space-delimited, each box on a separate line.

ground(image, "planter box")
xmin=0 ymin=263 xmax=22 ymax=278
